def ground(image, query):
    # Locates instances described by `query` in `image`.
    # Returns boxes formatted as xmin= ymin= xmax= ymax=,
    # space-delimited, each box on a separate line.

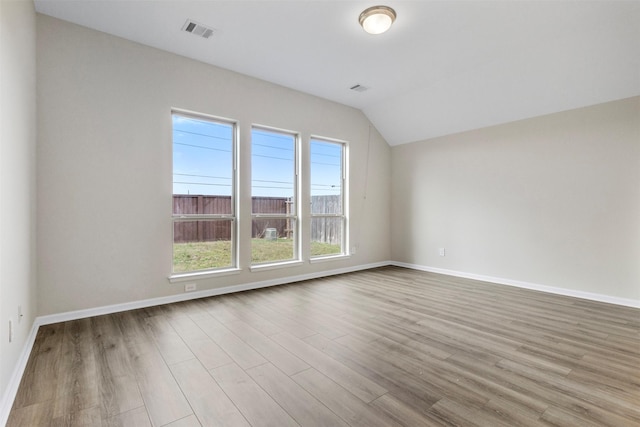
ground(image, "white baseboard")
xmin=390 ymin=261 xmax=640 ymax=309
xmin=0 ymin=320 xmax=39 ymax=427
xmin=35 ymin=261 xmax=391 ymax=326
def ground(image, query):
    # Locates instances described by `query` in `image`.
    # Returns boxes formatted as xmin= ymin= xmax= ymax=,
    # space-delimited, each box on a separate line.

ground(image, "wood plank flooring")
xmin=8 ymin=266 xmax=640 ymax=426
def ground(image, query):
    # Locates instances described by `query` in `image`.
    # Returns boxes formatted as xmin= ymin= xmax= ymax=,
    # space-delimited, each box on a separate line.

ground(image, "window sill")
xmin=250 ymin=260 xmax=304 ymax=272
xmin=309 ymin=254 xmax=351 ymax=264
xmin=169 ymin=267 xmax=242 ymax=283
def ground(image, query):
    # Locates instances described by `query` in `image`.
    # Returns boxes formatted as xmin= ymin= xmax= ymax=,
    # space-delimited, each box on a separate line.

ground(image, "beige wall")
xmin=392 ymin=97 xmax=640 ymax=302
xmin=0 ymin=0 xmax=37 ymax=411
xmin=36 ymin=15 xmax=391 ymax=316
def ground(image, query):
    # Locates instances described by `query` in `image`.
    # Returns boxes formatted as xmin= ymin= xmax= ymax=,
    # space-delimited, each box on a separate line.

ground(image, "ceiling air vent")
xmin=350 ymin=84 xmax=369 ymax=93
xmin=182 ymin=19 xmax=215 ymax=39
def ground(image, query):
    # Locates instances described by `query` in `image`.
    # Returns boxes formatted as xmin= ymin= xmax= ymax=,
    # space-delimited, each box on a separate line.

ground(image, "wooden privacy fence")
xmin=311 ymin=195 xmax=342 ymax=245
xmin=173 ymin=195 xmax=232 ymax=243
xmin=173 ymin=195 xmax=341 ymax=244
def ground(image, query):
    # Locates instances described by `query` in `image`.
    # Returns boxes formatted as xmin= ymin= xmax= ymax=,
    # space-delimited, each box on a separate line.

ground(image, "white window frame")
xmin=309 ymin=137 xmax=348 ymax=260
xmin=250 ymin=125 xmax=301 ymax=268
xmin=170 ymin=109 xmax=239 ymax=280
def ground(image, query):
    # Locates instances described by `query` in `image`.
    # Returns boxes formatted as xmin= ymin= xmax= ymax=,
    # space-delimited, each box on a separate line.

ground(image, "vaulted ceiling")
xmin=35 ymin=0 xmax=640 ymax=146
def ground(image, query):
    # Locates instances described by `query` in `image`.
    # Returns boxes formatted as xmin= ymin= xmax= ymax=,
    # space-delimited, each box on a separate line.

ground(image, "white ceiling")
xmin=34 ymin=0 xmax=640 ymax=146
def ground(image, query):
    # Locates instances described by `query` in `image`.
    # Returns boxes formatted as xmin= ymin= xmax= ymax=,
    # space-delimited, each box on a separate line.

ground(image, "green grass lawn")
xmin=173 ymin=239 xmax=341 ymax=272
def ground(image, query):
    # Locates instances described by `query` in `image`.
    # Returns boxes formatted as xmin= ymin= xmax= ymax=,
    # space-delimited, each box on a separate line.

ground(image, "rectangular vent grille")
xmin=350 ymin=84 xmax=368 ymax=92
xmin=182 ymin=19 xmax=215 ymax=39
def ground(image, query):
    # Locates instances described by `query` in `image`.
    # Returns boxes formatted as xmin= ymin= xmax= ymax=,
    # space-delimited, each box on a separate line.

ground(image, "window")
xmin=172 ymin=111 xmax=236 ymax=274
xmin=310 ymin=138 xmax=346 ymax=257
xmin=251 ymin=127 xmax=299 ymax=265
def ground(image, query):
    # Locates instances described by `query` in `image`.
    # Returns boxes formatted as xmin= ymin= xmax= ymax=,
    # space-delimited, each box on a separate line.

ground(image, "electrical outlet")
xmin=184 ymin=283 xmax=197 ymax=292
xmin=9 ymin=319 xmax=13 ymax=343
xmin=438 ymin=248 xmax=446 ymax=257
xmin=351 ymin=246 xmax=357 ymax=254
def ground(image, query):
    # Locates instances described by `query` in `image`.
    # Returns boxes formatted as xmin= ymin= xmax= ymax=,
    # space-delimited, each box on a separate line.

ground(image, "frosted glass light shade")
xmin=359 ymin=6 xmax=396 ymax=35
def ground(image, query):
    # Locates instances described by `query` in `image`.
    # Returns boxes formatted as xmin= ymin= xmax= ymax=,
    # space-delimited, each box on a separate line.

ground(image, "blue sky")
xmin=173 ymin=114 xmax=342 ymax=199
xmin=172 ymin=114 xmax=233 ymax=196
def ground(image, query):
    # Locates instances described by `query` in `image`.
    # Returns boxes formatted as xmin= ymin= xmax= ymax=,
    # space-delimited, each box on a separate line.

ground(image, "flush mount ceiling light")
xmin=359 ymin=5 xmax=396 ymax=35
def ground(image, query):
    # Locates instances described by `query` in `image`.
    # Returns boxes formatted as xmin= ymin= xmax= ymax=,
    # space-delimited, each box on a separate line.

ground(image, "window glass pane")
xmin=252 ymin=128 xmax=295 ymax=212
xmin=311 ymin=139 xmax=345 ymax=257
xmin=310 ymin=140 xmax=342 ymax=214
xmin=173 ymin=114 xmax=233 ymax=214
xmin=251 ymin=219 xmax=296 ymax=264
xmin=173 ymin=219 xmax=233 ymax=272
xmin=310 ymin=217 xmax=343 ymax=257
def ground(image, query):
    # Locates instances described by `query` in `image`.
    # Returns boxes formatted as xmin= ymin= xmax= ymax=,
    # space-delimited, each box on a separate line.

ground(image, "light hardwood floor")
xmin=8 ymin=266 xmax=640 ymax=426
